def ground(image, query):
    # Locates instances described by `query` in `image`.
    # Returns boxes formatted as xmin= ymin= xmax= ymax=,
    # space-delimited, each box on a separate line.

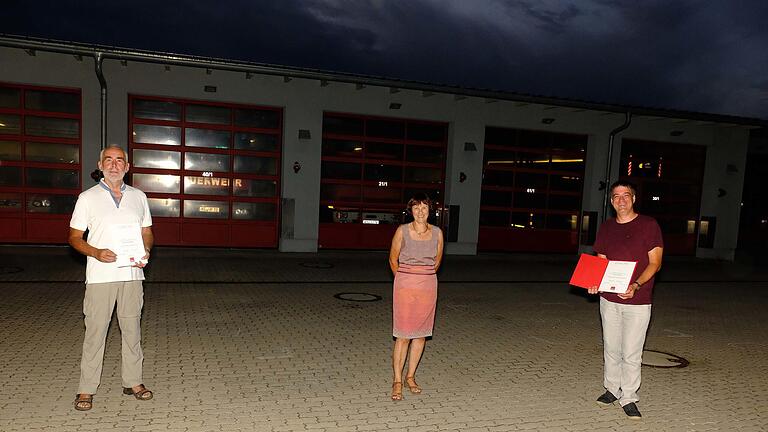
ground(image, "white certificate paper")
xmin=598 ymin=260 xmax=637 ymax=294
xmin=111 ymin=223 xmax=147 ymax=267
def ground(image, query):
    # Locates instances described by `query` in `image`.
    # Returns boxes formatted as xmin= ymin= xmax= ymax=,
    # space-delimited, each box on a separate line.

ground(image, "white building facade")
xmin=0 ymin=37 xmax=758 ymax=259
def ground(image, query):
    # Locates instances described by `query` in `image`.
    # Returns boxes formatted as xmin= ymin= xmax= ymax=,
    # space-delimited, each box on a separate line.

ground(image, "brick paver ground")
xmin=1 ymin=246 xmax=766 ymax=431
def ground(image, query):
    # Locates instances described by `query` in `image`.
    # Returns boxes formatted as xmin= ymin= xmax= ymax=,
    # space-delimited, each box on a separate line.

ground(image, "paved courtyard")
xmin=1 ymin=246 xmax=766 ymax=431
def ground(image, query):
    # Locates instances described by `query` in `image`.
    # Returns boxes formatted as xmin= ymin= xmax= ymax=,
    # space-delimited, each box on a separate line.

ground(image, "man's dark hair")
xmin=609 ymin=180 xmax=637 ymax=197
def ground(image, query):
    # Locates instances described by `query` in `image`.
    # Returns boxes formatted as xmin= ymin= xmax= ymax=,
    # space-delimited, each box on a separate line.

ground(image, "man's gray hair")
xmin=99 ymin=144 xmax=127 ymax=161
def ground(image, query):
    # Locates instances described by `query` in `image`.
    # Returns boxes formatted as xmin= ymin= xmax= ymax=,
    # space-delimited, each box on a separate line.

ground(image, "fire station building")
xmin=0 ymin=36 xmax=761 ymax=260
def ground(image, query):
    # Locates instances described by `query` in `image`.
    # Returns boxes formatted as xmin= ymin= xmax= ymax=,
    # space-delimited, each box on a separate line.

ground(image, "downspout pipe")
xmin=92 ymin=52 xmax=107 ymax=182
xmin=602 ymin=111 xmax=632 ymax=222
xmin=94 ymin=52 xmax=107 ymax=150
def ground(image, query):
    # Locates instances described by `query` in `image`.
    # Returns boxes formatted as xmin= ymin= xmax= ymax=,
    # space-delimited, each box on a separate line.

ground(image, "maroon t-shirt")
xmin=593 ymin=214 xmax=663 ymax=305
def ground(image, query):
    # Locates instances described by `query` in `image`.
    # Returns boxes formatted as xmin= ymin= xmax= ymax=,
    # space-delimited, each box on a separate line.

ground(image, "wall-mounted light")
xmin=541 ymin=118 xmax=555 ymax=125
xmin=204 ymin=85 xmax=217 ymax=93
xmin=389 ymin=102 xmax=402 ymax=110
xmin=670 ymin=130 xmax=684 ymax=136
xmin=298 ymin=129 xmax=311 ymax=140
xmin=464 ymin=142 xmax=477 ymax=151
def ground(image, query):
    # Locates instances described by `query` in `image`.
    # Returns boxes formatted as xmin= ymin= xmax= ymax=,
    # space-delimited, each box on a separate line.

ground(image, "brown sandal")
xmin=391 ymin=382 xmax=403 ymax=401
xmin=123 ymin=384 xmax=153 ymax=400
xmin=74 ymin=393 xmax=93 ymax=411
xmin=405 ymin=376 xmax=422 ymax=394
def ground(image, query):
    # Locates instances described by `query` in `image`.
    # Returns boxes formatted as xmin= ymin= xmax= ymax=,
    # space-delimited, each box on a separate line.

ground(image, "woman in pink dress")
xmin=388 ymin=193 xmax=444 ymax=401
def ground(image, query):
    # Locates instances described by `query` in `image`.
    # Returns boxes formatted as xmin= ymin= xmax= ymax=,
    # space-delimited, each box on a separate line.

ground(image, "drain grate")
xmin=334 ymin=292 xmax=382 ymax=302
xmin=642 ymin=349 xmax=689 ymax=368
xmin=300 ymin=262 xmax=334 ymax=269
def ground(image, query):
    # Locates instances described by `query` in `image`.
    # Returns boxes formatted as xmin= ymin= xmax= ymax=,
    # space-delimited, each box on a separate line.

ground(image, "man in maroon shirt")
xmin=588 ymin=181 xmax=663 ymax=419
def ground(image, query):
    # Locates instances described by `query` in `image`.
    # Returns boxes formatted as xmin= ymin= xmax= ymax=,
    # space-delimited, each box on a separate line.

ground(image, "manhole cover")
xmin=642 ymin=349 xmax=689 ymax=368
xmin=0 ymin=266 xmax=23 ymax=275
xmin=300 ymin=262 xmax=334 ymax=269
xmin=334 ymin=292 xmax=382 ymax=302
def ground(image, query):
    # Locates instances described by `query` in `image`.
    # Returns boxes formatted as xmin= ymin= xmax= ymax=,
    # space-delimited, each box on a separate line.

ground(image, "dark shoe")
xmin=123 ymin=384 xmax=153 ymax=400
xmin=622 ymin=402 xmax=642 ymax=419
xmin=596 ymin=390 xmax=617 ymax=406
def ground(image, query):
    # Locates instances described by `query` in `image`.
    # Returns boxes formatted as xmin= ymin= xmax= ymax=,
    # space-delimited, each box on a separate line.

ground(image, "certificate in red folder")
xmin=569 ymin=253 xmax=637 ymax=294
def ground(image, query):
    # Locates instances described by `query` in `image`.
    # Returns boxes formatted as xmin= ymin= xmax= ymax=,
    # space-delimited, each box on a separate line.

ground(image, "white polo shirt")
xmin=70 ymin=180 xmax=153 ymax=284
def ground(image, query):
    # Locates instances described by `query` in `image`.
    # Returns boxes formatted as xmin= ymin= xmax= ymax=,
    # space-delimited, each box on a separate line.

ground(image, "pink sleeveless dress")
xmin=393 ymin=224 xmax=438 ymax=338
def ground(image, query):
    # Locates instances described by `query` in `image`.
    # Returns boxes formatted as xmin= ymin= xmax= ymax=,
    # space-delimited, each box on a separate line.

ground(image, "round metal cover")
xmin=334 ymin=292 xmax=382 ymax=302
xmin=642 ymin=349 xmax=689 ymax=368
xmin=0 ymin=266 xmax=23 ymax=275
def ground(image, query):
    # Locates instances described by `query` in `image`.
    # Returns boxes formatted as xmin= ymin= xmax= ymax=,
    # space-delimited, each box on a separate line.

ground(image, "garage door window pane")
xmin=0 ymin=140 xmax=21 ymax=161
xmin=184 ymin=200 xmax=228 ymax=219
xmin=134 ymin=125 xmax=181 ymax=146
xmin=132 ymin=149 xmax=181 ymax=170
xmin=235 ymin=108 xmax=280 ymax=129
xmin=364 ymin=164 xmax=402 ymax=182
xmin=0 ymin=114 xmax=21 ymax=135
xmin=184 ymin=176 xmax=231 ymax=196
xmin=26 ymin=194 xmax=77 ymax=214
xmin=406 ymin=145 xmax=443 ymax=163
xmin=320 ymin=183 xmax=361 ymax=202
xmin=25 ymin=90 xmax=80 ymax=114
xmin=234 ymin=156 xmax=276 ymax=175
xmin=25 ymin=116 xmax=79 ymax=138
xmin=407 ymin=123 xmax=445 ymax=141
xmin=234 ymin=132 xmax=278 ymax=152
xmin=323 ymin=116 xmax=364 ymax=136
xmin=511 ymin=212 xmax=545 ymax=229
xmin=26 ymin=142 xmax=79 ymax=164
xmin=479 ymin=210 xmax=509 ymax=227
xmin=0 ymin=87 xmax=20 ymax=108
xmin=363 ymin=185 xmax=401 ymax=203
xmin=0 ymin=192 xmax=22 ymax=211
xmin=403 ymin=167 xmax=441 ymax=184
xmin=133 ymin=173 xmax=180 ymax=193
xmin=147 ymin=198 xmax=180 ymax=217
xmin=322 ymin=139 xmax=363 ymax=158
xmin=233 ymin=202 xmax=275 ymax=220
xmin=322 ymin=161 xmax=360 ymax=180
xmin=233 ymin=179 xmax=277 ymax=197
xmin=26 ymin=168 xmax=78 ymax=189
xmin=0 ymin=166 xmax=22 ymax=186
xmin=366 ymin=142 xmax=403 ymax=160
xmin=185 ymin=152 xmax=230 ymax=172
xmin=186 ymin=128 xmax=230 ymax=149
xmin=186 ymin=104 xmax=230 ymax=124
xmin=132 ymin=99 xmax=181 ymax=121
xmin=367 ymin=119 xmax=405 ymax=139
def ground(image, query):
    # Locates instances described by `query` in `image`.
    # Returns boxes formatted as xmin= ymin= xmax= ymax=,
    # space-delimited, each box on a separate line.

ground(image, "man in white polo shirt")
xmin=68 ymin=145 xmax=154 ymax=411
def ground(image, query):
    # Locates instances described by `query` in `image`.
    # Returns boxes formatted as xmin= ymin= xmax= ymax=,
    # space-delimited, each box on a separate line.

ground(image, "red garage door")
xmin=0 ymin=83 xmax=81 ymax=243
xmin=479 ymin=127 xmax=587 ymax=253
xmin=319 ymin=113 xmax=448 ymax=249
xmin=128 ymin=96 xmax=282 ymax=247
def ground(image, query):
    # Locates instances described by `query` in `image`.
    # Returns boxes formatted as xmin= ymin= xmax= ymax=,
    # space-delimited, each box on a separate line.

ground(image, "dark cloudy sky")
xmin=4 ymin=0 xmax=768 ymax=119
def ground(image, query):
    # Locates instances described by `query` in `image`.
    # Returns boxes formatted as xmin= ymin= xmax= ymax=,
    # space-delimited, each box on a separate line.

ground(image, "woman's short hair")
xmin=406 ymin=192 xmax=433 ymax=212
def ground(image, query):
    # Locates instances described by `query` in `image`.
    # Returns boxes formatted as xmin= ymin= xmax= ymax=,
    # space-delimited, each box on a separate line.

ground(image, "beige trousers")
xmin=78 ymin=280 xmax=144 ymax=394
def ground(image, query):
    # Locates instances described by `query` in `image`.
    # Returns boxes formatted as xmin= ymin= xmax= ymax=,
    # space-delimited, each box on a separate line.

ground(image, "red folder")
xmin=569 ymin=253 xmax=609 ymax=289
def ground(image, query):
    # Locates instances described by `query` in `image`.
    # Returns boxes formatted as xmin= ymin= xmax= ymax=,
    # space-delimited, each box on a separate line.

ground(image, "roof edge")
xmin=1 ymin=33 xmax=766 ymax=127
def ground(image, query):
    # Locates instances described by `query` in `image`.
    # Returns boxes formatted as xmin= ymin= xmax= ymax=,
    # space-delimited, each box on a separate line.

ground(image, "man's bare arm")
xmin=68 ymin=228 xmax=116 ymax=263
